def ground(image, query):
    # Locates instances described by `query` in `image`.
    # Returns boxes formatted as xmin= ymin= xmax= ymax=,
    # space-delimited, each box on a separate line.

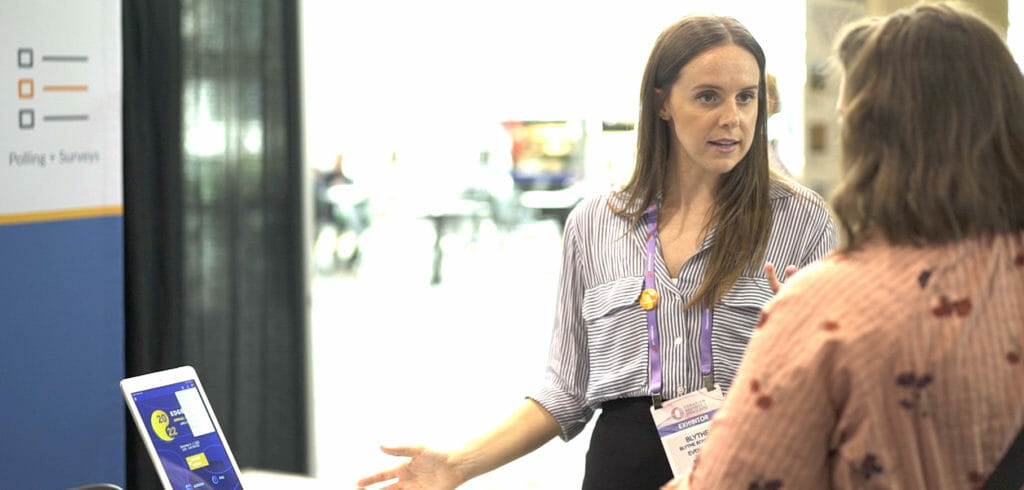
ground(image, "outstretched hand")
xmin=356 ymin=445 xmax=464 ymax=490
xmin=764 ymin=262 xmax=799 ymax=294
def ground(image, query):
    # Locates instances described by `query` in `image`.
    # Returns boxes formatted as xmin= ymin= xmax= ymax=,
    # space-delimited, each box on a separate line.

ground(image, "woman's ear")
xmin=655 ymin=88 xmax=670 ymax=120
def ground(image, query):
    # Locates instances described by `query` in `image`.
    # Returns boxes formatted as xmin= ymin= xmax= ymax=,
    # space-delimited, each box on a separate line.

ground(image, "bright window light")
xmin=301 ymin=0 xmax=806 ymax=176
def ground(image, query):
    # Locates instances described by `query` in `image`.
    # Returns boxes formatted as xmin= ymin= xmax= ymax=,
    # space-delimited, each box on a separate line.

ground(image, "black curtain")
xmin=123 ymin=0 xmax=308 ymax=487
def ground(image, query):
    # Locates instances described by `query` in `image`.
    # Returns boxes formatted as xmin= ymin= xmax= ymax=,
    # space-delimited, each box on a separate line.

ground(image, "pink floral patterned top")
xmin=688 ymin=232 xmax=1024 ymax=490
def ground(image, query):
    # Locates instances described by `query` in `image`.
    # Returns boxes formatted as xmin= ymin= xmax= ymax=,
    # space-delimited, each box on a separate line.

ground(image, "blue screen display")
xmin=131 ymin=381 xmax=242 ymax=490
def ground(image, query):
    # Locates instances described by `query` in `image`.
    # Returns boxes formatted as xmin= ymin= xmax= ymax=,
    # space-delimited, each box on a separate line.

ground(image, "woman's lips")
xmin=709 ymin=139 xmax=740 ymax=152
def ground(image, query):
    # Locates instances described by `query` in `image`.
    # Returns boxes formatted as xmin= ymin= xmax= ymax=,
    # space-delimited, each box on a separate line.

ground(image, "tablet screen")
xmin=130 ymin=380 xmax=242 ymax=490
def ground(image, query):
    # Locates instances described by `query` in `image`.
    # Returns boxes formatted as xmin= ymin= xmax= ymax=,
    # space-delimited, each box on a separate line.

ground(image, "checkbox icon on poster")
xmin=18 ymin=48 xmax=33 ymax=68
xmin=19 ymin=109 xmax=34 ymax=129
xmin=18 ymin=79 xmax=34 ymax=99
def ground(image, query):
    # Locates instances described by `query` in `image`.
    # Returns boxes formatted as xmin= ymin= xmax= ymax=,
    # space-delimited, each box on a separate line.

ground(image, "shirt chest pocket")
xmin=717 ymin=276 xmax=774 ymax=315
xmin=581 ymin=276 xmax=648 ymax=382
xmin=712 ymin=275 xmax=774 ymax=389
xmin=582 ymin=275 xmax=648 ymax=322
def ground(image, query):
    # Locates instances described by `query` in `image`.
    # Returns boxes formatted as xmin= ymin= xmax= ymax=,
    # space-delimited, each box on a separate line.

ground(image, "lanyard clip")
xmin=651 ymin=392 xmax=663 ymax=409
xmin=702 ymin=374 xmax=715 ymax=392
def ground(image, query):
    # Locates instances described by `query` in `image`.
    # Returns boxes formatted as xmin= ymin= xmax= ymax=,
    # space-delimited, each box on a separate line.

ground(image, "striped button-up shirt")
xmin=530 ymin=180 xmax=839 ymax=440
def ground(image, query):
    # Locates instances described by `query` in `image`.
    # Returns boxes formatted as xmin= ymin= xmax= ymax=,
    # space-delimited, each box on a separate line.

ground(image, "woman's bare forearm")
xmin=448 ymin=398 xmax=562 ymax=483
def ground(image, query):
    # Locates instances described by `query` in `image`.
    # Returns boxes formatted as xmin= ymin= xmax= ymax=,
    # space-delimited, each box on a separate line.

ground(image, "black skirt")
xmin=581 ymin=397 xmax=674 ymax=490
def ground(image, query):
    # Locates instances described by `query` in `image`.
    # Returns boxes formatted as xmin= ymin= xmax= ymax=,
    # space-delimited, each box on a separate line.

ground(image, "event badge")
xmin=649 ymin=385 xmax=724 ymax=476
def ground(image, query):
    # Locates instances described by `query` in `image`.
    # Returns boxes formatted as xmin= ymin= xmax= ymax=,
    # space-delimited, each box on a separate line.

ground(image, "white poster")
xmin=0 ymin=0 xmax=122 ymax=220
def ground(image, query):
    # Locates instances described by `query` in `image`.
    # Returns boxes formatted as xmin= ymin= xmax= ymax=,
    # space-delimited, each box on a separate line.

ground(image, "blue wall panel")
xmin=0 ymin=216 xmax=125 ymax=488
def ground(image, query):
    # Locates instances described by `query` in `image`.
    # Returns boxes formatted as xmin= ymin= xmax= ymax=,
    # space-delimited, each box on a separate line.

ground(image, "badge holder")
xmin=650 ymin=381 xmax=723 ymax=476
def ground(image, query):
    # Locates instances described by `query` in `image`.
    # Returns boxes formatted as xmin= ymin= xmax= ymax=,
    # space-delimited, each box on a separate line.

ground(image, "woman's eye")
xmin=737 ymin=92 xmax=756 ymax=104
xmin=697 ymin=93 xmax=718 ymax=104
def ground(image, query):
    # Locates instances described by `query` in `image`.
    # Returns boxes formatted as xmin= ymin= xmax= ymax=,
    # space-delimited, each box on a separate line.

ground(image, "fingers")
xmin=357 ymin=469 xmax=398 ymax=487
xmin=355 ymin=445 xmax=423 ymax=487
xmin=764 ymin=262 xmax=782 ymax=294
xmin=765 ymin=262 xmax=799 ymax=294
xmin=380 ymin=444 xmax=425 ymax=458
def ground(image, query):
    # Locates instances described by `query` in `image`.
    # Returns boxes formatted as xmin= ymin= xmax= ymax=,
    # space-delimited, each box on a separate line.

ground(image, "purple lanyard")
xmin=644 ymin=202 xmax=715 ymax=407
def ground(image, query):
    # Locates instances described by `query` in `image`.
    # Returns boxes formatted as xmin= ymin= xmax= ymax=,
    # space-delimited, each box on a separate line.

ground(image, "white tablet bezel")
xmin=120 ymin=365 xmax=245 ymax=490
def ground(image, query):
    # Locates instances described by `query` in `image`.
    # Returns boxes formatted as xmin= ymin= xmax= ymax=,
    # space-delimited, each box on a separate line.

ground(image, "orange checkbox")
xmin=18 ymin=79 xmax=34 ymax=99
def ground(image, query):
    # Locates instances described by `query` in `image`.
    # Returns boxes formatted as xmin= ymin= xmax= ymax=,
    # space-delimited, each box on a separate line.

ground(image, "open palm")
xmin=357 ymin=445 xmax=464 ymax=490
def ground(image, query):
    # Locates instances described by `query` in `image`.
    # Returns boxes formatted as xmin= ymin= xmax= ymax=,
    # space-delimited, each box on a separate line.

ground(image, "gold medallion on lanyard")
xmin=639 ymin=287 xmax=659 ymax=310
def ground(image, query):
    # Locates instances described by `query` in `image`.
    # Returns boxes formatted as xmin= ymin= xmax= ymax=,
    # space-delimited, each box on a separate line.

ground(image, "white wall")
xmin=300 ymin=0 xmax=806 ymax=176
xmin=1010 ymin=0 xmax=1024 ymax=69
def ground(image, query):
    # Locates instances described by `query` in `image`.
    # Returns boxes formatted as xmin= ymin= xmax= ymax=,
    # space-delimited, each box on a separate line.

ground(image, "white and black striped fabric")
xmin=529 ymin=180 xmax=839 ymax=440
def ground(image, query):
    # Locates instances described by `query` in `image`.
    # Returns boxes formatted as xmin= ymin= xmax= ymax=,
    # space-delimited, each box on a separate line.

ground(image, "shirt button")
xmin=677 ymin=387 xmax=686 ymax=395
xmin=674 ymin=337 xmax=682 ymax=345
